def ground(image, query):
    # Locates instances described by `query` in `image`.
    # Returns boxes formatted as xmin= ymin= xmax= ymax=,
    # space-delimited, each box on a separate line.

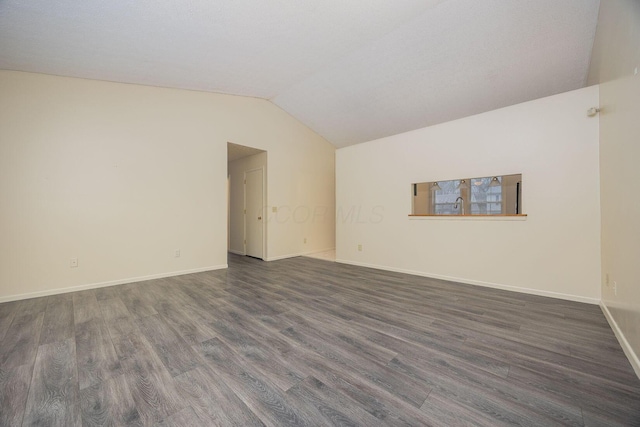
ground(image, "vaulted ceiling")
xmin=0 ymin=0 xmax=600 ymax=147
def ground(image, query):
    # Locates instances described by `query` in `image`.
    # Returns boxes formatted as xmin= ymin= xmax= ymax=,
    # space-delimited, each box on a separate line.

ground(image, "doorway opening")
xmin=227 ymin=142 xmax=267 ymax=260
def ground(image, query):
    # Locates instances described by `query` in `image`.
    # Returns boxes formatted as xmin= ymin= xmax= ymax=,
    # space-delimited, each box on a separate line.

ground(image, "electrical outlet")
xmin=70 ymin=257 xmax=78 ymax=268
xmin=358 ymin=244 xmax=362 ymax=252
xmin=303 ymin=238 xmax=307 ymax=244
xmin=613 ymin=281 xmax=617 ymax=296
xmin=272 ymin=206 xmax=278 ymax=213
xmin=175 ymin=249 xmax=181 ymax=258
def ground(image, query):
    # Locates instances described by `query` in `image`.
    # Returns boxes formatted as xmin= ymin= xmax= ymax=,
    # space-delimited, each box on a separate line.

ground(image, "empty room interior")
xmin=1 ymin=0 xmax=640 ymax=425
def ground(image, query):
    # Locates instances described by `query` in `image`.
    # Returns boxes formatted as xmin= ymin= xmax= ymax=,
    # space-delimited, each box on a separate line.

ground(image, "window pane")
xmin=433 ymin=180 xmax=460 ymax=214
xmin=470 ymin=177 xmax=502 ymax=214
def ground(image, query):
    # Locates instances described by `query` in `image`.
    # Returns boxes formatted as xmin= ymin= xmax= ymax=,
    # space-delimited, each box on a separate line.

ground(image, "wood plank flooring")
xmin=1 ymin=254 xmax=639 ymax=426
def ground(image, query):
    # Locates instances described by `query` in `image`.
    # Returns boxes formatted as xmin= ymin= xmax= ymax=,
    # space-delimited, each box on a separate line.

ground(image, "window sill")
xmin=408 ymin=214 xmax=527 ymax=221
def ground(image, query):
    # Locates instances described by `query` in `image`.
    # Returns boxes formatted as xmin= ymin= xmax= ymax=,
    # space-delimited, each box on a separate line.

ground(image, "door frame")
xmin=243 ymin=167 xmax=266 ymax=259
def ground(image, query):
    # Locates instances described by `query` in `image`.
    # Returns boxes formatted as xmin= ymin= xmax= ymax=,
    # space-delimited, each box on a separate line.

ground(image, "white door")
xmin=245 ymin=169 xmax=263 ymax=259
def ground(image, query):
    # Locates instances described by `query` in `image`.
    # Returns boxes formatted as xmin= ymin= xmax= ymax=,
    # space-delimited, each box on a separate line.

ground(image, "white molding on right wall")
xmin=336 ymin=258 xmax=600 ymax=305
xmin=600 ymin=302 xmax=640 ymax=379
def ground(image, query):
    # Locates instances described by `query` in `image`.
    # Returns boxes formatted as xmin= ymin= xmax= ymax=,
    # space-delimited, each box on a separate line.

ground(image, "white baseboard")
xmin=600 ymin=302 xmax=640 ymax=379
xmin=0 ymin=264 xmax=228 ymax=303
xmin=265 ymin=247 xmax=335 ymax=262
xmin=305 ymin=247 xmax=336 ymax=255
xmin=265 ymin=253 xmax=301 ymax=261
xmin=228 ymin=249 xmax=245 ymax=256
xmin=335 ymin=258 xmax=600 ymax=305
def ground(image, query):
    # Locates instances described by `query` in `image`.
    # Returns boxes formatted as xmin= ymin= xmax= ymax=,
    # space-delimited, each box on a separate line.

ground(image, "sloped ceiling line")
xmin=0 ymin=0 xmax=600 ymax=147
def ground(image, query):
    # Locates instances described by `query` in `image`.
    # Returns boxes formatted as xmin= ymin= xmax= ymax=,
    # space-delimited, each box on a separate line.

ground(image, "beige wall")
xmin=228 ymin=152 xmax=267 ymax=255
xmin=0 ymin=70 xmax=335 ymax=301
xmin=337 ymin=86 xmax=601 ymax=303
xmin=589 ymin=0 xmax=640 ymax=377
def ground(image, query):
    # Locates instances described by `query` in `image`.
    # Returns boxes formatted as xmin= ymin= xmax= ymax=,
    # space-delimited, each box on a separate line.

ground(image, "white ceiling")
xmin=0 ymin=0 xmax=600 ymax=147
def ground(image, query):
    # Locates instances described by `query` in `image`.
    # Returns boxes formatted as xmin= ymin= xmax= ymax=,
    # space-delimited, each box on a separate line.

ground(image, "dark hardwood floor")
xmin=1 ymin=254 xmax=639 ymax=426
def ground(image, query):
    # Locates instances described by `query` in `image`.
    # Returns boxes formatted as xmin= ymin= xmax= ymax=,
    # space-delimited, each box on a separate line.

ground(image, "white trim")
xmin=600 ymin=302 xmax=640 ymax=379
xmin=228 ymin=249 xmax=245 ymax=256
xmin=265 ymin=247 xmax=336 ymax=262
xmin=409 ymin=215 xmax=527 ymax=221
xmin=265 ymin=253 xmax=302 ymax=261
xmin=0 ymin=264 xmax=228 ymax=303
xmin=335 ymin=258 xmax=599 ymax=305
xmin=303 ymin=247 xmax=336 ymax=256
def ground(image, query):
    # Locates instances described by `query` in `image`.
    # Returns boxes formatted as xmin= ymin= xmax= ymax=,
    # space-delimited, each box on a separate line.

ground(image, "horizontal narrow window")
xmin=411 ymin=174 xmax=523 ymax=216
